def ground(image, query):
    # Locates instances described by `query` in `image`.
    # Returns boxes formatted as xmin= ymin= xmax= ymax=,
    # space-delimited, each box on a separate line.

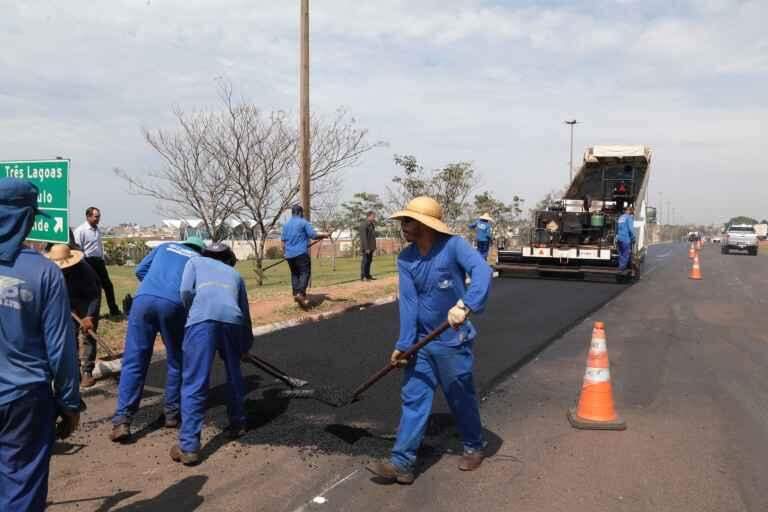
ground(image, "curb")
xmin=91 ymin=294 xmax=398 ymax=381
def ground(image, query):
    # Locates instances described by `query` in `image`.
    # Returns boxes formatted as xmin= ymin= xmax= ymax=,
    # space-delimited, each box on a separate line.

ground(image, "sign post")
xmin=1 ymin=159 xmax=70 ymax=244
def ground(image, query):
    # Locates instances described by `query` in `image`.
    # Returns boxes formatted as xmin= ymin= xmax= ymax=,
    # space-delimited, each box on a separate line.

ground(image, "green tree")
xmin=342 ymin=192 xmax=385 ymax=252
xmin=725 ymin=216 xmax=759 ymax=228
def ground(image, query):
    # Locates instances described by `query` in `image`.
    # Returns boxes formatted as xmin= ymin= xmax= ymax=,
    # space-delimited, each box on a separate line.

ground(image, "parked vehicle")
xmin=722 ymin=225 xmax=759 ymax=256
xmin=754 ymin=223 xmax=767 ymax=240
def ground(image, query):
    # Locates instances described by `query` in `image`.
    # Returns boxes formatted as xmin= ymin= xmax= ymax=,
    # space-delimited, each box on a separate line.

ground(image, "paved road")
xmin=48 ymin=244 xmax=683 ymax=511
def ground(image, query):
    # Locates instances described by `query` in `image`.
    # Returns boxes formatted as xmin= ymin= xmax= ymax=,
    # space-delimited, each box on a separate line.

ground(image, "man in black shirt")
xmin=46 ymin=244 xmax=102 ymax=388
xmin=359 ymin=211 xmax=377 ymax=281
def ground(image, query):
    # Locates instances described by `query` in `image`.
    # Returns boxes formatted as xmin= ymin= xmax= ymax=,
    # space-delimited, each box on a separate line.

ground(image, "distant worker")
xmin=110 ymin=236 xmax=205 ymax=442
xmin=359 ymin=211 xmax=378 ymax=281
xmin=280 ymin=204 xmax=328 ymax=308
xmin=171 ymin=243 xmax=253 ymax=465
xmin=616 ymin=205 xmax=636 ymax=272
xmin=468 ymin=213 xmax=494 ymax=260
xmin=0 ymin=179 xmax=81 ymax=511
xmin=74 ymin=207 xmax=122 ymax=317
xmin=45 ymin=244 xmax=102 ymax=388
xmin=367 ymin=196 xmax=492 ymax=484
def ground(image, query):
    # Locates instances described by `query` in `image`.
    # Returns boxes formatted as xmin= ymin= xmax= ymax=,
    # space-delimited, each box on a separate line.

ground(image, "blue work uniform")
xmin=616 ymin=213 xmax=636 ymax=271
xmin=281 ymin=216 xmax=317 ymax=296
xmin=113 ymin=242 xmax=200 ymax=426
xmin=468 ymin=219 xmax=492 ymax=260
xmin=390 ymin=235 xmax=492 ymax=472
xmin=178 ymin=257 xmax=253 ymax=453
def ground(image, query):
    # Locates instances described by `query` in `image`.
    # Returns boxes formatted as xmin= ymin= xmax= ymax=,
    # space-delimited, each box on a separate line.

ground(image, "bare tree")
xmin=115 ymin=107 xmax=241 ymax=242
xmin=313 ymin=192 xmax=347 ymax=271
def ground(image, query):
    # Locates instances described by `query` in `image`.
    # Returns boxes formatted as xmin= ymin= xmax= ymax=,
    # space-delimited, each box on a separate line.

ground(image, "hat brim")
xmin=47 ymin=249 xmax=84 ymax=270
xmin=389 ymin=210 xmax=453 ymax=235
xmin=479 ymin=215 xmax=494 ymax=222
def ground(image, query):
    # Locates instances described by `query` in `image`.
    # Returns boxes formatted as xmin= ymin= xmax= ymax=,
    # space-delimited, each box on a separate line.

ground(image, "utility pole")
xmin=299 ymin=0 xmax=311 ymax=220
xmin=658 ymin=192 xmax=664 ymax=226
xmin=666 ymin=200 xmax=671 ymax=225
xmin=564 ymin=120 xmax=579 ymax=183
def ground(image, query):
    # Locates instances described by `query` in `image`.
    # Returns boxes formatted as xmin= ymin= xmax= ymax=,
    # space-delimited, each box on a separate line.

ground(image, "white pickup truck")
xmin=722 ymin=224 xmax=759 ymax=256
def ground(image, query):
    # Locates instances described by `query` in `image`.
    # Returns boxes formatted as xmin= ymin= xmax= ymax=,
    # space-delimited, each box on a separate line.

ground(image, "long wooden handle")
xmin=351 ymin=320 xmax=452 ymax=400
xmin=262 ymin=240 xmax=322 ymax=273
xmin=70 ymin=312 xmax=116 ymax=358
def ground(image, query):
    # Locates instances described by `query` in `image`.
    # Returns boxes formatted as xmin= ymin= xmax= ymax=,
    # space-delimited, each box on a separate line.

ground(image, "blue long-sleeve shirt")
xmin=616 ymin=213 xmax=636 ymax=243
xmin=468 ymin=219 xmax=493 ymax=242
xmin=0 ymin=248 xmax=80 ymax=411
xmin=180 ymin=257 xmax=253 ymax=333
xmin=281 ymin=217 xmax=317 ymax=258
xmin=135 ymin=242 xmax=200 ymax=304
xmin=394 ymin=235 xmax=492 ymax=352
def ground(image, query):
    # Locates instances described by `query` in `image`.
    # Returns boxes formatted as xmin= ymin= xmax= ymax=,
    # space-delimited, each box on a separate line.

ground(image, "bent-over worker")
xmin=367 ymin=196 xmax=492 ymax=484
xmin=0 ymin=179 xmax=81 ymax=511
xmin=45 ymin=244 xmax=102 ymax=388
xmin=616 ymin=205 xmax=636 ymax=272
xmin=280 ymin=204 xmax=328 ymax=308
xmin=171 ymin=243 xmax=253 ymax=465
xmin=110 ymin=236 xmax=205 ymax=442
xmin=468 ymin=213 xmax=493 ymax=261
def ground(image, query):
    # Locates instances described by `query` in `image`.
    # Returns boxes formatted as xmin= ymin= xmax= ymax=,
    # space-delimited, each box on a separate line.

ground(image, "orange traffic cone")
xmin=689 ymin=253 xmax=702 ymax=280
xmin=568 ymin=322 xmax=626 ymax=430
xmin=688 ymin=243 xmax=696 ymax=258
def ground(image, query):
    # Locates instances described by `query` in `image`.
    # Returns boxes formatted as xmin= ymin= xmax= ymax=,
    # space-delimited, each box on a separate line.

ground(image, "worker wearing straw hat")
xmin=45 ymin=244 xmax=102 ymax=388
xmin=367 ymin=196 xmax=492 ymax=484
xmin=468 ymin=213 xmax=494 ymax=261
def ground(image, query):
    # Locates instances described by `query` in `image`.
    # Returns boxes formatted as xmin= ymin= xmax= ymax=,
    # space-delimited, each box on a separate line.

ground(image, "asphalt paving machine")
xmin=495 ymin=145 xmax=652 ymax=281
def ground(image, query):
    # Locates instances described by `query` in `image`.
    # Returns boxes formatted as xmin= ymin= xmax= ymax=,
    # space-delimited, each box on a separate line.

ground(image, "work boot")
xmin=458 ymin=450 xmax=485 ymax=471
xmin=366 ymin=461 xmax=415 ymax=485
xmin=80 ymin=371 xmax=96 ymax=388
xmin=109 ymin=423 xmax=131 ymax=443
xmin=163 ymin=415 xmax=180 ymax=429
xmin=169 ymin=444 xmax=200 ymax=466
xmin=367 ymin=275 xmax=377 ymax=281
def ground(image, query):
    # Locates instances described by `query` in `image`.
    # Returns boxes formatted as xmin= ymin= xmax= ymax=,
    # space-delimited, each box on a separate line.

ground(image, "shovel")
xmin=279 ymin=320 xmax=453 ymax=407
xmin=242 ymin=353 xmax=309 ymax=389
xmin=71 ymin=313 xmax=118 ymax=360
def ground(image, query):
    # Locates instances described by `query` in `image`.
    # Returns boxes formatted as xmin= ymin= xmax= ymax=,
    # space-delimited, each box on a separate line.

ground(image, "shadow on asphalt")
xmin=92 ymin=475 xmax=207 ymax=511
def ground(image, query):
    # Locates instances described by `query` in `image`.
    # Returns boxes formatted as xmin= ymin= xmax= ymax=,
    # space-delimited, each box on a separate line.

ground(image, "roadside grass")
xmin=96 ymin=254 xmax=399 ymax=352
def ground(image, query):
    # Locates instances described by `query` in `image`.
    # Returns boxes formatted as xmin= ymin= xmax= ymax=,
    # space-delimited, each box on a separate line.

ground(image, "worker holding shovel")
xmin=367 ymin=196 xmax=493 ymax=485
xmin=281 ymin=204 xmax=329 ymax=309
xmin=171 ymin=243 xmax=253 ymax=465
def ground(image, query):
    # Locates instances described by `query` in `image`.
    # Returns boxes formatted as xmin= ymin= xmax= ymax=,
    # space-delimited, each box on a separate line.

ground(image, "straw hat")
xmin=46 ymin=244 xmax=84 ymax=270
xmin=479 ymin=212 xmax=494 ymax=222
xmin=389 ymin=196 xmax=452 ymax=235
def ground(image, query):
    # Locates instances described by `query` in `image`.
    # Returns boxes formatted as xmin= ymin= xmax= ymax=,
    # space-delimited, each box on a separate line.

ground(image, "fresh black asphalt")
xmin=139 ymin=247 xmax=670 ymax=456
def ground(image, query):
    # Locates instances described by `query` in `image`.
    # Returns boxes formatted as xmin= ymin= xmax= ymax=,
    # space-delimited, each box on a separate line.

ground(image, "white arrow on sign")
xmin=54 ymin=217 xmax=64 ymax=233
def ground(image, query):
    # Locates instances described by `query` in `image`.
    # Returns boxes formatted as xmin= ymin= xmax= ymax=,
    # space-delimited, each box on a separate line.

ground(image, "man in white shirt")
xmin=73 ymin=207 xmax=121 ymax=317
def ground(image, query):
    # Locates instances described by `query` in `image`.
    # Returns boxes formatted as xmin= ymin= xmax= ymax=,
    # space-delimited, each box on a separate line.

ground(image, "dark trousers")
xmin=0 ymin=385 xmax=56 ymax=512
xmin=361 ymin=251 xmax=374 ymax=279
xmin=72 ymin=302 xmax=100 ymax=374
xmin=476 ymin=241 xmax=490 ymax=260
xmin=287 ymin=253 xmax=311 ymax=296
xmin=86 ymin=256 xmax=120 ymax=313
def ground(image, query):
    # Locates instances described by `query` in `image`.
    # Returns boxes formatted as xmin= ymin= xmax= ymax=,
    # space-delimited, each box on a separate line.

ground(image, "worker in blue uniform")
xmin=0 ymin=178 xmax=81 ymax=511
xmin=367 ymin=196 xmax=492 ymax=484
xmin=281 ymin=204 xmax=328 ymax=308
xmin=170 ymin=243 xmax=253 ymax=465
xmin=110 ymin=236 xmax=205 ymax=442
xmin=616 ymin=205 xmax=636 ymax=272
xmin=468 ymin=213 xmax=493 ymax=260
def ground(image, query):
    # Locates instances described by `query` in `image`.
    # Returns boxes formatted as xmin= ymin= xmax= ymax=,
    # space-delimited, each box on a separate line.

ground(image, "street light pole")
xmin=299 ymin=0 xmax=311 ymax=220
xmin=564 ymin=120 xmax=579 ymax=183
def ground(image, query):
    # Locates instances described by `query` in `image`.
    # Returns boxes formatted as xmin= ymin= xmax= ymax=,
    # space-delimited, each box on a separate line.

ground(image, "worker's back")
xmin=0 ymin=248 xmax=79 ymax=409
xmin=135 ymin=243 xmax=200 ymax=304
xmin=180 ymin=256 xmax=251 ymax=329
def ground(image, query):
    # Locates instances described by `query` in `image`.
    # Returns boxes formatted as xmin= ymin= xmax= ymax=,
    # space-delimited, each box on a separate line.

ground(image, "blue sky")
xmin=1 ymin=0 xmax=765 ymax=225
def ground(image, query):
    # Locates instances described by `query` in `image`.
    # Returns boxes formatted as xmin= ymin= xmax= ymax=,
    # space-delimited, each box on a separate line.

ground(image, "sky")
xmin=1 ymin=0 xmax=765 ymax=226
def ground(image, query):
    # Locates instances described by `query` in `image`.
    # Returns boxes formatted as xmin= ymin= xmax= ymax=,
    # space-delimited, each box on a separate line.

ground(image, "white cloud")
xmin=0 ymin=0 xmax=766 ymax=225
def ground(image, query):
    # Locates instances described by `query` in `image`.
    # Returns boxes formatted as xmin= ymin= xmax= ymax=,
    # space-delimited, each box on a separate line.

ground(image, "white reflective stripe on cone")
xmin=590 ymin=339 xmax=607 ymax=352
xmin=583 ymin=367 xmax=611 ymax=383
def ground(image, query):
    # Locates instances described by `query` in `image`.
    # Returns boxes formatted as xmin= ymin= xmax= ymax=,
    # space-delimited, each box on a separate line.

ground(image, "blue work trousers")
xmin=617 ymin=240 xmax=632 ymax=271
xmin=391 ymin=341 xmax=485 ymax=472
xmin=476 ymin=241 xmax=490 ymax=260
xmin=113 ymin=295 xmax=186 ymax=425
xmin=179 ymin=321 xmax=250 ymax=453
xmin=0 ymin=385 xmax=56 ymax=512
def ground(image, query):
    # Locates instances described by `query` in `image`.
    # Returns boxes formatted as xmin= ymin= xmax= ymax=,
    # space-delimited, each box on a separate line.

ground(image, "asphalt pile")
xmin=144 ymin=278 xmax=626 ymax=457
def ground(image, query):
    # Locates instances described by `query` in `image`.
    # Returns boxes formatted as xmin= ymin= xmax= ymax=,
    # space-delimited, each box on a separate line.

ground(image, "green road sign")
xmin=1 ymin=159 xmax=70 ymax=243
